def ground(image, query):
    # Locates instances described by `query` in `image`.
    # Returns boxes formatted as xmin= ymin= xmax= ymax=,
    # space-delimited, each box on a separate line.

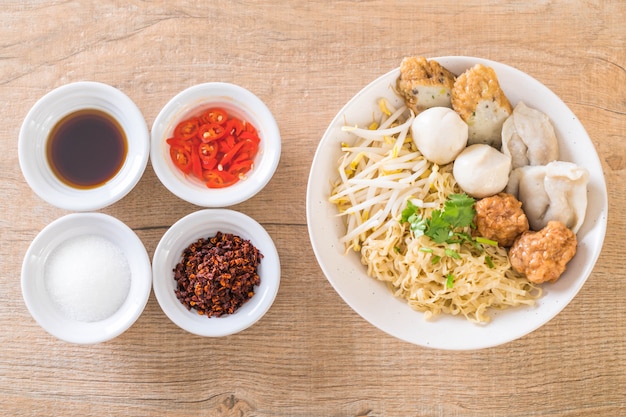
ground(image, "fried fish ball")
xmin=396 ymin=56 xmax=456 ymax=114
xmin=451 ymin=64 xmax=513 ymax=148
xmin=474 ymin=193 xmax=529 ymax=247
xmin=509 ymin=221 xmax=577 ymax=284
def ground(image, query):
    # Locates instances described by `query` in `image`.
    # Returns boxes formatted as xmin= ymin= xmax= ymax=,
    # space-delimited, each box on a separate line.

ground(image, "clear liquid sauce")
xmin=47 ymin=109 xmax=127 ymax=189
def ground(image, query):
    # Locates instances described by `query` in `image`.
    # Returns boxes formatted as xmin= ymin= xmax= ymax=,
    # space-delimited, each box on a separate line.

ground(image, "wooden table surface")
xmin=1 ymin=1 xmax=625 ymax=416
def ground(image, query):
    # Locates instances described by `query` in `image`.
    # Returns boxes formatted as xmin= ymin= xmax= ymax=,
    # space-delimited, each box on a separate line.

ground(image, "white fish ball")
xmin=453 ymin=144 xmax=512 ymax=198
xmin=411 ymin=107 xmax=468 ymax=165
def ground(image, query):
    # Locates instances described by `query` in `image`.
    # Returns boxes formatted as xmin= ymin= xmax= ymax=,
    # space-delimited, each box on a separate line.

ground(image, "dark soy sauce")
xmin=47 ymin=109 xmax=127 ymax=189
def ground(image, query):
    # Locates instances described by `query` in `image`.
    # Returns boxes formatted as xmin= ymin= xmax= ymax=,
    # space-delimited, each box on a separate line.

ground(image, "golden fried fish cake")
xmin=452 ymin=64 xmax=513 ymax=148
xmin=397 ymin=56 xmax=456 ymax=114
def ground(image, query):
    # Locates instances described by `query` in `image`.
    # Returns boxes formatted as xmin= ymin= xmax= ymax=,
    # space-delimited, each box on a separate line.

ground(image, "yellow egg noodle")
xmin=330 ymin=98 xmax=541 ymax=323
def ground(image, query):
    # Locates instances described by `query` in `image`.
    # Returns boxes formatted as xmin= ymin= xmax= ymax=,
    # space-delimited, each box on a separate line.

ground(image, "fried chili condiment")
xmin=173 ymin=232 xmax=263 ymax=317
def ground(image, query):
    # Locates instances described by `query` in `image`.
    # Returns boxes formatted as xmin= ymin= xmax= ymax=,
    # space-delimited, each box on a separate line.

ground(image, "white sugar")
xmin=44 ymin=234 xmax=131 ymax=322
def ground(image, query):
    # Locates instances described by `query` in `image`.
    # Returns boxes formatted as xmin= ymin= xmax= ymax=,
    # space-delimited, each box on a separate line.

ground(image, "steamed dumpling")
xmin=411 ymin=107 xmax=468 ymax=165
xmin=453 ymin=144 xmax=512 ymax=198
xmin=506 ymin=161 xmax=589 ymax=233
xmin=501 ymin=102 xmax=559 ymax=169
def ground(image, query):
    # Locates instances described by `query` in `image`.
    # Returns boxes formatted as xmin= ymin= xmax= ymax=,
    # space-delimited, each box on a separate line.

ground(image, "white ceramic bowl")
xmin=18 ymin=82 xmax=150 ymax=211
xmin=152 ymin=209 xmax=280 ymax=336
xmin=21 ymin=213 xmax=152 ymax=344
xmin=150 ymin=83 xmax=281 ymax=207
xmin=307 ymin=56 xmax=608 ymax=350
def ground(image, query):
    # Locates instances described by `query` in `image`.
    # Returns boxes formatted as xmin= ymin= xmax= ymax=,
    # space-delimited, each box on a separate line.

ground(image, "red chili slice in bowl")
xmin=166 ymin=107 xmax=261 ymax=188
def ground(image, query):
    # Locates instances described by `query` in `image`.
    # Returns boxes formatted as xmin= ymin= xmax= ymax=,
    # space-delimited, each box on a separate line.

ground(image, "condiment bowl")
xmin=150 ymin=83 xmax=281 ymax=207
xmin=152 ymin=209 xmax=281 ymax=336
xmin=21 ymin=213 xmax=152 ymax=344
xmin=18 ymin=81 xmax=149 ymax=211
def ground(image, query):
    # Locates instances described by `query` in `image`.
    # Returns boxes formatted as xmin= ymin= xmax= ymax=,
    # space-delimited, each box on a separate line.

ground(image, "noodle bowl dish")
xmin=306 ymin=56 xmax=607 ymax=350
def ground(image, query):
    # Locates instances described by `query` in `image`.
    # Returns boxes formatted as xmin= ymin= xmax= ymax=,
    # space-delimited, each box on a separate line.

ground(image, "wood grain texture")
xmin=1 ymin=1 xmax=625 ymax=416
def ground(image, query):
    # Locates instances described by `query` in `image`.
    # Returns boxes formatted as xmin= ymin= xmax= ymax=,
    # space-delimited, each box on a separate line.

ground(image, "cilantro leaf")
xmin=401 ymin=194 xmax=477 ymax=245
xmin=447 ymin=193 xmax=475 ymax=207
xmin=400 ymin=200 xmax=418 ymax=223
xmin=401 ymin=200 xmax=427 ymax=236
xmin=399 ymin=194 xmax=496 ymax=269
xmin=442 ymin=193 xmax=476 ymax=229
xmin=425 ymin=209 xmax=452 ymax=243
xmin=400 ymin=194 xmax=492 ymax=254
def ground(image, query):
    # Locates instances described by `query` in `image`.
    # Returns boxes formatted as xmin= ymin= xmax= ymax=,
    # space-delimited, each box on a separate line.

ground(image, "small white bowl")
xmin=18 ymin=82 xmax=149 ymax=211
xmin=21 ymin=213 xmax=152 ymax=344
xmin=150 ymin=83 xmax=281 ymax=207
xmin=152 ymin=209 xmax=280 ymax=336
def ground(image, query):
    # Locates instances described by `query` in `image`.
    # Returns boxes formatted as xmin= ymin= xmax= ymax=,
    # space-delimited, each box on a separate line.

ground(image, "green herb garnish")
xmin=445 ymin=274 xmax=455 ymax=289
xmin=401 ymin=199 xmax=428 ymax=234
xmin=401 ymin=193 xmax=476 ymax=244
xmin=445 ymin=248 xmax=462 ymax=259
xmin=400 ymin=193 xmax=498 ymax=267
xmin=476 ymin=236 xmax=498 ymax=247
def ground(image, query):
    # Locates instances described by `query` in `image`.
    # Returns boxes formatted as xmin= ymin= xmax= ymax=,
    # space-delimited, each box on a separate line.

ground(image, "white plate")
xmin=306 ymin=56 xmax=608 ymax=350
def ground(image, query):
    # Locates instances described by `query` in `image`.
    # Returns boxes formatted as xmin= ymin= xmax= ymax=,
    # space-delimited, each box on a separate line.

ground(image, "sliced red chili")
xmin=226 ymin=118 xmax=244 ymax=136
xmin=199 ymin=108 xmax=228 ymax=125
xmin=198 ymin=142 xmax=217 ymax=163
xmin=221 ymin=139 xmax=258 ymax=169
xmin=233 ymin=151 xmax=251 ymax=164
xmin=228 ymin=159 xmax=253 ymax=178
xmin=174 ymin=118 xmax=199 ymax=140
xmin=219 ymin=139 xmax=249 ymax=168
xmin=169 ymin=145 xmax=192 ymax=174
xmin=167 ymin=108 xmax=260 ymax=187
xmin=167 ymin=137 xmax=191 ymax=152
xmin=240 ymin=138 xmax=259 ymax=156
xmin=203 ymin=169 xmax=239 ymax=188
xmin=244 ymin=121 xmax=257 ymax=135
xmin=226 ymin=134 xmax=236 ymax=149
xmin=198 ymin=123 xmax=226 ymax=143
xmin=198 ymin=143 xmax=218 ymax=171
xmin=202 ymin=158 xmax=218 ymax=171
xmin=190 ymin=144 xmax=203 ymax=179
xmin=239 ymin=130 xmax=260 ymax=143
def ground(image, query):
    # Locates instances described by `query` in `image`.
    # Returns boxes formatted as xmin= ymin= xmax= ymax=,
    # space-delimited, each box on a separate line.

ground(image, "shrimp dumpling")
xmin=505 ymin=160 xmax=589 ymax=233
xmin=501 ymin=101 xmax=559 ymax=169
xmin=453 ymin=144 xmax=512 ymax=198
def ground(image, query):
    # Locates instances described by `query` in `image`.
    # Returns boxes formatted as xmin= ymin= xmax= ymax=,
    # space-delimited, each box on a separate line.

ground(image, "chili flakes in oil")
xmin=173 ymin=231 xmax=263 ymax=317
